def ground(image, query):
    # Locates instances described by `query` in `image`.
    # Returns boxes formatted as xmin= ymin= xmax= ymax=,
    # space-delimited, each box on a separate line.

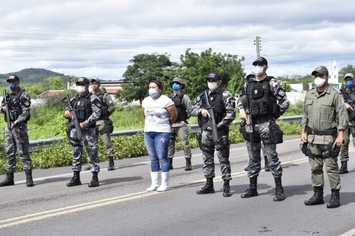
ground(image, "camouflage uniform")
xmin=66 ymin=78 xmax=102 ymax=187
xmin=339 ymin=73 xmax=355 ymax=173
xmin=93 ymin=87 xmax=115 ymax=170
xmin=168 ymin=92 xmax=193 ymax=170
xmin=302 ymin=66 xmax=348 ymax=208
xmin=192 ymin=73 xmax=236 ymax=197
xmin=0 ymin=75 xmax=34 ymax=187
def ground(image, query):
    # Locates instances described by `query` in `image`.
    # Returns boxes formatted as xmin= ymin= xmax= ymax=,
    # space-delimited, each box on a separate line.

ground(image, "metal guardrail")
xmin=27 ymin=115 xmax=303 ymax=149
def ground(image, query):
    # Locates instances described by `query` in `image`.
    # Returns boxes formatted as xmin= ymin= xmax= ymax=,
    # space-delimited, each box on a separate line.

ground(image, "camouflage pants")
xmin=245 ymin=121 xmax=283 ymax=178
xmin=340 ymin=124 xmax=355 ymax=162
xmin=307 ymin=143 xmax=340 ymax=190
xmin=4 ymin=124 xmax=32 ymax=173
xmin=199 ymin=130 xmax=231 ymax=181
xmin=168 ymin=123 xmax=192 ymax=159
xmin=68 ymin=127 xmax=100 ymax=173
xmin=97 ymin=120 xmax=114 ymax=159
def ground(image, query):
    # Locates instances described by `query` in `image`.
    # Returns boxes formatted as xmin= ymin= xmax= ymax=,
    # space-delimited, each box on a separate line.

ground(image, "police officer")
xmin=64 ymin=77 xmax=102 ymax=187
xmin=90 ymin=79 xmax=116 ymax=171
xmin=339 ymin=73 xmax=355 ymax=174
xmin=238 ymin=57 xmax=289 ymax=201
xmin=168 ymin=77 xmax=193 ymax=171
xmin=192 ymin=72 xmax=236 ymax=197
xmin=301 ymin=66 xmax=347 ymax=208
xmin=0 ymin=75 xmax=33 ymax=187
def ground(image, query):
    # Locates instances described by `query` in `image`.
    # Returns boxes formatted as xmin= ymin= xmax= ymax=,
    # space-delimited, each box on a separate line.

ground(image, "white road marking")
xmin=0 ymin=156 xmax=308 ymax=230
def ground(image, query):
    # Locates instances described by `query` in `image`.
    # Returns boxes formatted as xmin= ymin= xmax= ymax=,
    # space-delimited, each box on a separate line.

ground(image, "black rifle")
xmin=204 ymin=90 xmax=218 ymax=142
xmin=239 ymin=95 xmax=254 ymax=138
xmin=2 ymin=90 xmax=11 ymax=130
xmin=65 ymin=95 xmax=82 ymax=140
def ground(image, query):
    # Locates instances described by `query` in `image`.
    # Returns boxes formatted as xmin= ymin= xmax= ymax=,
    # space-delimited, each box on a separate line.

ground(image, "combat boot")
xmin=25 ymin=170 xmax=34 ymax=187
xmin=169 ymin=158 xmax=173 ymax=170
xmin=264 ymin=156 xmax=270 ymax=172
xmin=273 ymin=177 xmax=286 ymax=201
xmin=339 ymin=161 xmax=348 ymax=174
xmin=241 ymin=176 xmax=258 ymax=198
xmin=196 ymin=177 xmax=215 ymax=194
xmin=88 ymin=172 xmax=99 ymax=187
xmin=185 ymin=158 xmax=192 ymax=171
xmin=223 ymin=180 xmax=232 ymax=197
xmin=0 ymin=172 xmax=14 ymax=187
xmin=304 ymin=186 xmax=324 ymax=205
xmin=327 ymin=189 xmax=340 ymax=208
xmin=107 ymin=157 xmax=115 ymax=171
xmin=66 ymin=171 xmax=81 ymax=187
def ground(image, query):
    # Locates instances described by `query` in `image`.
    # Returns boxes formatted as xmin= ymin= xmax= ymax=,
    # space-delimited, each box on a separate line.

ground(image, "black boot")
xmin=185 ymin=158 xmax=192 ymax=171
xmin=244 ymin=166 xmax=250 ymax=172
xmin=196 ymin=178 xmax=215 ymax=194
xmin=169 ymin=158 xmax=173 ymax=170
xmin=304 ymin=186 xmax=324 ymax=205
xmin=223 ymin=180 xmax=232 ymax=197
xmin=66 ymin=171 xmax=81 ymax=187
xmin=264 ymin=156 xmax=270 ymax=172
xmin=25 ymin=170 xmax=34 ymax=187
xmin=339 ymin=161 xmax=348 ymax=174
xmin=273 ymin=177 xmax=286 ymax=201
xmin=327 ymin=189 xmax=340 ymax=208
xmin=241 ymin=176 xmax=258 ymax=198
xmin=107 ymin=157 xmax=115 ymax=171
xmin=0 ymin=172 xmax=14 ymax=187
xmin=88 ymin=172 xmax=99 ymax=187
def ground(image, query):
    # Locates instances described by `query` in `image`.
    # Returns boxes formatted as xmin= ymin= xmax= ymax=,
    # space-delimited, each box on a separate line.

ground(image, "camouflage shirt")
xmin=302 ymin=86 xmax=348 ymax=131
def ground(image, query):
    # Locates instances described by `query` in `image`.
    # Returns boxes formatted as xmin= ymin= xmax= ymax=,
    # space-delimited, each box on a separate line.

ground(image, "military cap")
xmin=6 ymin=74 xmax=20 ymax=83
xmin=76 ymin=77 xmax=89 ymax=86
xmin=170 ymin=77 xmax=185 ymax=89
xmin=206 ymin=72 xmax=222 ymax=81
xmin=252 ymin=57 xmax=268 ymax=66
xmin=311 ymin=66 xmax=329 ymax=77
xmin=90 ymin=78 xmax=101 ymax=85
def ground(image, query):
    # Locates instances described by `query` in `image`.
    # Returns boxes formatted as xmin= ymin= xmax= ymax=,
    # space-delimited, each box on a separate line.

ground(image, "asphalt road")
xmin=0 ymin=137 xmax=355 ymax=236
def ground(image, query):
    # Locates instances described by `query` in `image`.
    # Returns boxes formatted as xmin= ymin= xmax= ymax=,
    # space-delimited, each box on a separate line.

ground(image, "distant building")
xmin=39 ymin=90 xmax=65 ymax=98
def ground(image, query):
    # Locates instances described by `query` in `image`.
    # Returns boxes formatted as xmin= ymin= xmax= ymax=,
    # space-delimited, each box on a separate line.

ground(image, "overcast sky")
xmin=0 ymin=0 xmax=354 ymax=79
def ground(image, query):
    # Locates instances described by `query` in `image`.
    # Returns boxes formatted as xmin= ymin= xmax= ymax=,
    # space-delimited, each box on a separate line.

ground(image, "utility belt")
xmin=305 ymin=127 xmax=337 ymax=145
xmin=252 ymin=114 xmax=274 ymax=124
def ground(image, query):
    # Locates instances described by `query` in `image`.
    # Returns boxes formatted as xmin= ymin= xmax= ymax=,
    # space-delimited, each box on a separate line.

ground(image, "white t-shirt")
xmin=142 ymin=95 xmax=174 ymax=133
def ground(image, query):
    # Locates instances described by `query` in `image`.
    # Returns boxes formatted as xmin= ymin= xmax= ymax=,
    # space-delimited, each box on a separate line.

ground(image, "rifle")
xmin=239 ymin=95 xmax=254 ymax=135
xmin=2 ymin=90 xmax=11 ymax=130
xmin=65 ymin=95 xmax=83 ymax=140
xmin=204 ymin=90 xmax=218 ymax=142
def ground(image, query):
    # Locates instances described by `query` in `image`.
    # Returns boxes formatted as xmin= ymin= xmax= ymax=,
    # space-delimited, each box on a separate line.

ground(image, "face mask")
xmin=208 ymin=82 xmax=219 ymax=91
xmin=253 ymin=66 xmax=265 ymax=76
xmin=346 ymin=80 xmax=353 ymax=89
xmin=314 ymin=77 xmax=326 ymax=88
xmin=9 ymin=83 xmax=17 ymax=91
xmin=172 ymin=83 xmax=182 ymax=92
xmin=88 ymin=86 xmax=94 ymax=93
xmin=75 ymin=85 xmax=86 ymax=94
xmin=149 ymin=88 xmax=160 ymax=99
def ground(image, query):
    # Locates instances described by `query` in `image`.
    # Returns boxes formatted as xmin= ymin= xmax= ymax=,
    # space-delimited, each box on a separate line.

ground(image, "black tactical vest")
xmin=72 ymin=93 xmax=93 ymax=123
xmin=171 ymin=94 xmax=187 ymax=122
xmin=198 ymin=88 xmax=226 ymax=130
xmin=246 ymin=76 xmax=277 ymax=118
xmin=4 ymin=90 xmax=30 ymax=123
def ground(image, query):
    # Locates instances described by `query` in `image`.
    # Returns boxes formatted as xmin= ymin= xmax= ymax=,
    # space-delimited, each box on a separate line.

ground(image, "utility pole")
xmin=254 ymin=36 xmax=262 ymax=57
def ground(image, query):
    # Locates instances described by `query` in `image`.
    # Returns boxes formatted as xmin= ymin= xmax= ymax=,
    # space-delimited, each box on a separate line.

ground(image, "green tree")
xmin=179 ymin=48 xmax=244 ymax=99
xmin=121 ymin=54 xmax=175 ymax=102
xmin=47 ymin=76 xmax=65 ymax=89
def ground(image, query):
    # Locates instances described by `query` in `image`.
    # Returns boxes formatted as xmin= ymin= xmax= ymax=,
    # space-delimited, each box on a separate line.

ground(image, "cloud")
xmin=0 ymin=0 xmax=354 ymax=79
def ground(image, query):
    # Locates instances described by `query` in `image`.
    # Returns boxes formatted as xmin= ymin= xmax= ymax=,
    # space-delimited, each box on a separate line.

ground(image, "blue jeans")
xmin=144 ymin=132 xmax=171 ymax=172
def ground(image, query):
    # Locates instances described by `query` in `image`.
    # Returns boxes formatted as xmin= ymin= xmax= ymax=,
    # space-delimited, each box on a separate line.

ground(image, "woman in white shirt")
xmin=142 ymin=79 xmax=176 ymax=192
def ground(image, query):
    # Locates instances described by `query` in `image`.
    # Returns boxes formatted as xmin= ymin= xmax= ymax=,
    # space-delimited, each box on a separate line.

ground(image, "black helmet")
xmin=206 ymin=72 xmax=221 ymax=81
xmin=7 ymin=74 xmax=20 ymax=83
xmin=76 ymin=77 xmax=89 ymax=86
xmin=90 ymin=78 xmax=101 ymax=85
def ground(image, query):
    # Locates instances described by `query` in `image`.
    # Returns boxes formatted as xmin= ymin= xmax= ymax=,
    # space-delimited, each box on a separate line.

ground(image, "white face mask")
xmin=314 ymin=77 xmax=326 ymax=88
xmin=253 ymin=66 xmax=265 ymax=76
xmin=75 ymin=85 xmax=86 ymax=94
xmin=88 ymin=86 xmax=93 ymax=93
xmin=208 ymin=82 xmax=219 ymax=91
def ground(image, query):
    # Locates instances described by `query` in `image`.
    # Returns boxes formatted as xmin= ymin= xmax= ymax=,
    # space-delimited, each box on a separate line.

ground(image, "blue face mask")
xmin=172 ymin=82 xmax=182 ymax=92
xmin=9 ymin=83 xmax=17 ymax=91
xmin=148 ymin=88 xmax=160 ymax=99
xmin=346 ymin=80 xmax=353 ymax=89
